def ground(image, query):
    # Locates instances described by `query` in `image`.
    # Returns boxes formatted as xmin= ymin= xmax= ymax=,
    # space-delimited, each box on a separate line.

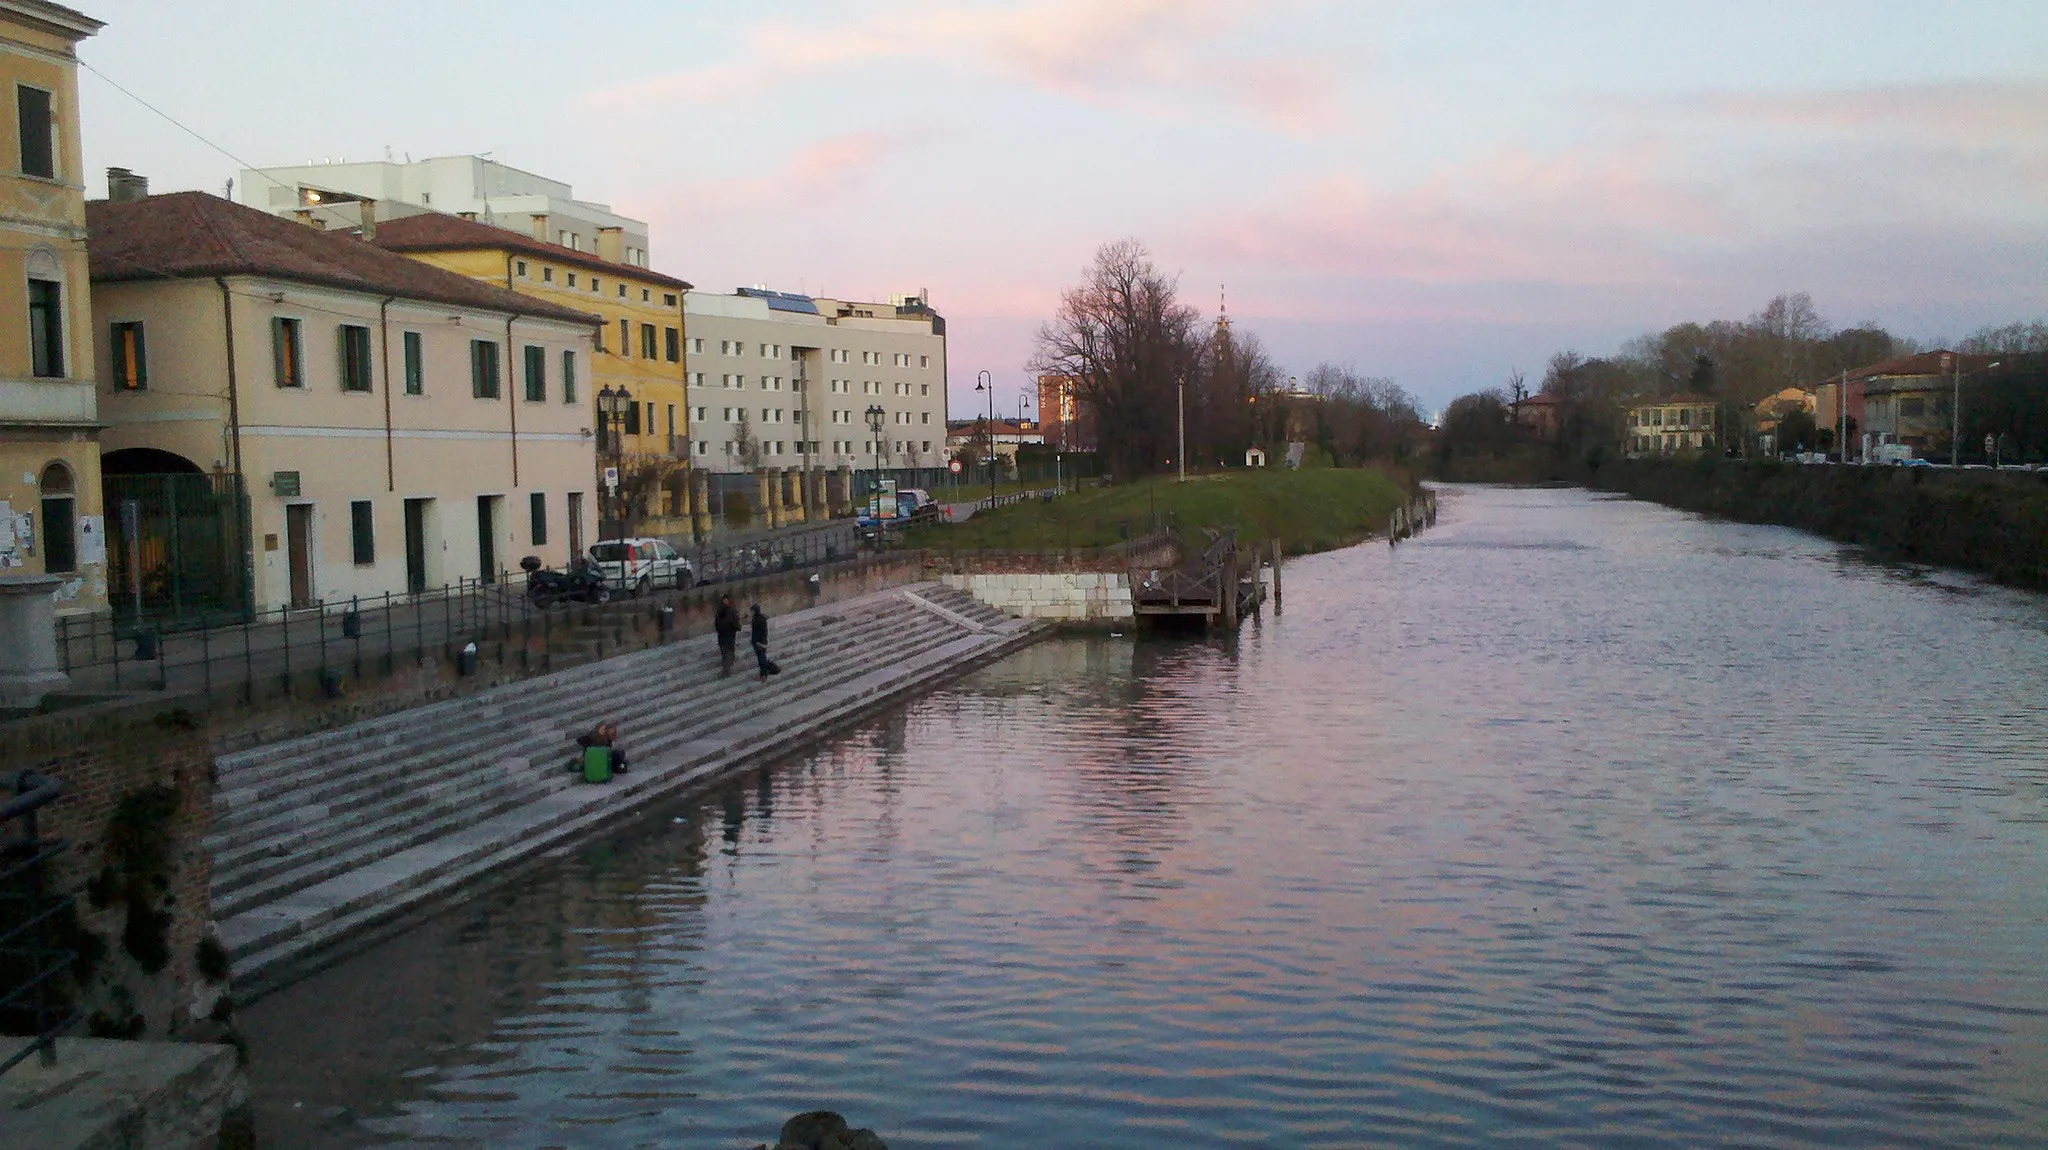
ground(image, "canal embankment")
xmin=210 ymin=582 xmax=1041 ymax=1001
xmin=1595 ymin=456 xmax=2048 ymax=589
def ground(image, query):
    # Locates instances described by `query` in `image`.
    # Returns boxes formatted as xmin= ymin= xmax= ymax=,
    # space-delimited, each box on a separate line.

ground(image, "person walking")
xmin=714 ymin=594 xmax=742 ymax=676
xmin=749 ymin=603 xmax=779 ymax=682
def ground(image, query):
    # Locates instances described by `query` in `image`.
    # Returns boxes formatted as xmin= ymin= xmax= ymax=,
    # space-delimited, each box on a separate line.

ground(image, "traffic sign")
xmin=948 ymin=459 xmax=963 ymax=474
xmin=603 ymin=466 xmax=620 ymax=490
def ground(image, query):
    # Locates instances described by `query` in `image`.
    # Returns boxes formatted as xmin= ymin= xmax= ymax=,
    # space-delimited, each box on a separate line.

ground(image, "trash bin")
xmin=582 ymin=745 xmax=613 ymax=784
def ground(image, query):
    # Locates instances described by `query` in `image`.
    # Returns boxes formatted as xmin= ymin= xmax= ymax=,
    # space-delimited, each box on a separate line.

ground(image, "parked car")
xmin=586 ymin=537 xmax=694 ymax=595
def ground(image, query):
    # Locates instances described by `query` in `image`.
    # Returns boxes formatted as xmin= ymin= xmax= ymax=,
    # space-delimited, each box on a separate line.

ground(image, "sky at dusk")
xmin=75 ymin=1 xmax=2048 ymax=417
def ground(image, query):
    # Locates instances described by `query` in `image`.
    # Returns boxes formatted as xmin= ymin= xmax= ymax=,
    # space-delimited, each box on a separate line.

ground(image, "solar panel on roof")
xmin=735 ymin=286 xmax=820 ymax=314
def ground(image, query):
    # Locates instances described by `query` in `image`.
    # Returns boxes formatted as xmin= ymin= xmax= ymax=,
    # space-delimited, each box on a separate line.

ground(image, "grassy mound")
xmin=909 ymin=468 xmax=1411 ymax=555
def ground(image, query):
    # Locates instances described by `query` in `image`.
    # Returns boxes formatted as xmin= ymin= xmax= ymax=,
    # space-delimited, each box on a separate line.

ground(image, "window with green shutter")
xmin=111 ymin=322 xmax=147 ymax=390
xmin=350 ymin=500 xmax=375 ymax=565
xmin=524 ymin=344 xmax=546 ymax=402
xmin=471 ymin=339 xmax=500 ymax=398
xmin=403 ymin=331 xmax=424 ymax=395
xmin=339 ymin=324 xmax=373 ymax=392
xmin=561 ymin=349 xmax=577 ymax=403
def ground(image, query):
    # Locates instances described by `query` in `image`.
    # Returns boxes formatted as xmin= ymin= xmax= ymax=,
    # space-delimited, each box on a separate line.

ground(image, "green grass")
xmin=907 ymin=468 xmax=1412 ymax=555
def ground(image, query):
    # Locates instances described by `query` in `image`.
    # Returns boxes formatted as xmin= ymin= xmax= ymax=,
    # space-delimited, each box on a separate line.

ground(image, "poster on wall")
xmin=0 ymin=500 xmax=14 ymax=567
xmin=12 ymin=511 xmax=31 ymax=555
xmin=79 ymin=515 xmax=106 ymax=566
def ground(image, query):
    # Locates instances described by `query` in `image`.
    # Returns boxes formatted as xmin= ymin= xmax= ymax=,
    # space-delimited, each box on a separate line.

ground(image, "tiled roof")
xmin=1854 ymin=350 xmax=1997 ymax=380
xmin=86 ymin=192 xmax=601 ymax=327
xmin=1635 ymin=393 xmax=1716 ymax=406
xmin=370 ymin=212 xmax=692 ymax=292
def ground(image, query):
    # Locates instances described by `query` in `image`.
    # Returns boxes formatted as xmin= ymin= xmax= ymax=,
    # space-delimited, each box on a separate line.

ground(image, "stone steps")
xmin=207 ymin=602 xmax=904 ymax=855
xmin=210 ymin=583 xmax=1047 ymax=996
xmin=209 ymin=612 xmax=971 ymax=917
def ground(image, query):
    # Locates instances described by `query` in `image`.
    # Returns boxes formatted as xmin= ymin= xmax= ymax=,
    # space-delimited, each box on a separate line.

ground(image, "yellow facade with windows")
xmin=0 ymin=0 xmax=105 ymax=612
xmin=1625 ymin=395 xmax=1718 ymax=457
xmin=371 ymin=215 xmax=695 ymax=538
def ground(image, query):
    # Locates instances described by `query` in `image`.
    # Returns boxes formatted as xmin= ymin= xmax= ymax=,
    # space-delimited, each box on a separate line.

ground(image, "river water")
xmin=242 ymin=485 xmax=2048 ymax=1148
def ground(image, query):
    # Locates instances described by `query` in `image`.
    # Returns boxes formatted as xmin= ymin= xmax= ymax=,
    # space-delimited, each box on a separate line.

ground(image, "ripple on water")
xmin=242 ymin=486 xmax=2048 ymax=1149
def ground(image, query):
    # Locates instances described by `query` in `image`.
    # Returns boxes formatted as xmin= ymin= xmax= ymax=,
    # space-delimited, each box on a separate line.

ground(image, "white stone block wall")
xmin=940 ymin=572 xmax=1134 ymax=622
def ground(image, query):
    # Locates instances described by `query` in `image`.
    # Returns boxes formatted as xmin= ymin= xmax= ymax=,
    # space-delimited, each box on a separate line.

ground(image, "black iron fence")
xmin=0 ymin=770 xmax=76 ymax=1076
xmin=46 ymin=522 xmax=863 ymax=703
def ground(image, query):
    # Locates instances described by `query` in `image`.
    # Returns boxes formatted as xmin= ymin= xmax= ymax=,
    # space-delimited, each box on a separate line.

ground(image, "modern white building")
xmin=683 ymin=288 xmax=949 ymax=475
xmin=238 ymin=155 xmax=652 ymax=267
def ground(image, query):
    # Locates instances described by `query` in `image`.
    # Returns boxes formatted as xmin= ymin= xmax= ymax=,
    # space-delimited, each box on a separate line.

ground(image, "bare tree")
xmin=1030 ymin=239 xmax=1202 ymax=478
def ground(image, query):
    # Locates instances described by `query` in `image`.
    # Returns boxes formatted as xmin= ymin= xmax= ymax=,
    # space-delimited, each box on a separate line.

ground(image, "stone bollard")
xmin=832 ymin=465 xmax=854 ymax=516
xmin=0 ymin=574 xmax=69 ymax=708
xmin=784 ymin=468 xmax=807 ymax=524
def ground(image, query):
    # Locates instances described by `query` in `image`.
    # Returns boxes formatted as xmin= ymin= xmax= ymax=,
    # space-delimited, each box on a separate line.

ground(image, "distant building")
xmin=1625 ymin=394 xmax=1717 ymax=455
xmin=88 ymin=191 xmax=600 ymax=612
xmin=1036 ymin=374 xmax=1096 ymax=453
xmin=1857 ymin=350 xmax=1996 ymax=459
xmin=1751 ymin=386 xmax=1816 ymax=455
xmin=1510 ymin=393 xmax=1562 ymax=440
xmin=685 ymin=288 xmax=949 ymax=475
xmin=1812 ymin=376 xmax=1866 ymax=460
xmin=0 ymin=0 xmax=106 ymax=612
xmin=239 ymin=155 xmax=651 ymax=267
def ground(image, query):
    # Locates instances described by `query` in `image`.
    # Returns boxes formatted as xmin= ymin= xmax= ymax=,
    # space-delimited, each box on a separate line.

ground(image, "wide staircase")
xmin=209 ymin=582 xmax=1032 ymax=994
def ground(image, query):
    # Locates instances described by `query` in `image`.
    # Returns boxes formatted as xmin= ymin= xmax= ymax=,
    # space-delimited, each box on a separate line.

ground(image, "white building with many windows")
xmin=683 ymin=288 xmax=948 ymax=475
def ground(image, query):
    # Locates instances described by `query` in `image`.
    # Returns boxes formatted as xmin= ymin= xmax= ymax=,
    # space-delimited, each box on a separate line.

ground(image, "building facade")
xmin=1626 ymin=394 xmax=1717 ymax=455
xmin=1036 ymin=374 xmax=1097 ymax=453
xmin=368 ymin=212 xmax=693 ymax=537
xmin=88 ymin=190 xmax=600 ymax=613
xmin=1856 ymin=350 xmax=1993 ymax=459
xmin=0 ymin=0 xmax=104 ymax=612
xmin=684 ymin=288 xmax=948 ymax=476
xmin=239 ymin=155 xmax=650 ymax=267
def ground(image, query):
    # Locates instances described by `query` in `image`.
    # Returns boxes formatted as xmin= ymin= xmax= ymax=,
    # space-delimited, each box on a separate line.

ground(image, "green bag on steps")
xmin=582 ymin=745 xmax=612 ymax=784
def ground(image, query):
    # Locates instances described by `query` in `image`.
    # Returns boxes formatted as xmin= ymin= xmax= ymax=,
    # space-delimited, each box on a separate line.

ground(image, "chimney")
xmin=458 ymin=211 xmax=477 ymax=221
xmin=358 ymin=198 xmax=377 ymax=242
xmin=292 ymin=208 xmax=327 ymax=230
xmin=530 ymin=213 xmax=550 ymax=241
xmin=596 ymin=226 xmax=623 ymax=264
xmin=107 ymin=167 xmax=148 ymax=202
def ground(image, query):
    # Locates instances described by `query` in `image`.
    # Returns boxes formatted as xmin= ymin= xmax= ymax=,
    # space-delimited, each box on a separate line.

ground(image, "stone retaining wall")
xmin=939 ymin=571 xmax=1134 ymax=623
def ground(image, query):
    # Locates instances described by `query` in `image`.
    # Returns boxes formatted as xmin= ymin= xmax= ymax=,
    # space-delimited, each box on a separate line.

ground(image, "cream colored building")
xmin=1626 ymin=394 xmax=1717 ymax=456
xmin=0 ymin=0 xmax=105 ymax=613
xmin=684 ymin=288 xmax=948 ymax=475
xmin=88 ymin=189 xmax=600 ymax=611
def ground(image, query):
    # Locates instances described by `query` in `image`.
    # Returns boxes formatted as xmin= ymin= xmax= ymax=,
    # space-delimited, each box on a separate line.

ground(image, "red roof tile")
xmin=86 ymin=192 xmax=601 ymax=327
xmin=370 ymin=212 xmax=692 ymax=292
xmin=1854 ymin=350 xmax=1997 ymax=380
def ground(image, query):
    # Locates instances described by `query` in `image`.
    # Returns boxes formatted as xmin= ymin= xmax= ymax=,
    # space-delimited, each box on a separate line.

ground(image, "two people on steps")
xmin=714 ymin=594 xmax=779 ymax=682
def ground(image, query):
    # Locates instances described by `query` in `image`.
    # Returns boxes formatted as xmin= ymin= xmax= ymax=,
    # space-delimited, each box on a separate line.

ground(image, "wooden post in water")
xmin=1271 ymin=538 xmax=1282 ymax=610
xmin=1221 ymin=547 xmax=1240 ymax=631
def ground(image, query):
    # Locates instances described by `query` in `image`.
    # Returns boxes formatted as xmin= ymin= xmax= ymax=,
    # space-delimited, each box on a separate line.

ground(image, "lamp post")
xmin=1016 ymin=391 xmax=1033 ymax=488
xmin=596 ymin=384 xmax=633 ymax=538
xmin=864 ymin=403 xmax=885 ymax=551
xmin=1176 ymin=376 xmax=1186 ymax=482
xmin=975 ymin=370 xmax=996 ymax=506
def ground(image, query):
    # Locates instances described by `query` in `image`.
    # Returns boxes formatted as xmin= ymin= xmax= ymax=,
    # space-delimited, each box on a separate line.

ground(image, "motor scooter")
xmin=522 ymin=555 xmax=613 ymax=606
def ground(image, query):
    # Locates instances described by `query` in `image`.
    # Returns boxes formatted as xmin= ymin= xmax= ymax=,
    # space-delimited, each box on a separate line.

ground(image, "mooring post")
xmin=1271 ymin=538 xmax=1282 ymax=610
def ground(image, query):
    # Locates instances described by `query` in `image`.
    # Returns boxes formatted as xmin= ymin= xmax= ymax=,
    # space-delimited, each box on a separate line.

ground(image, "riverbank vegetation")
xmin=1429 ymin=293 xmax=2048 ymax=480
xmin=1601 ymin=455 xmax=2048 ymax=590
xmin=908 ymin=467 xmax=1411 ymax=556
xmin=1028 ymin=240 xmax=1428 ymax=477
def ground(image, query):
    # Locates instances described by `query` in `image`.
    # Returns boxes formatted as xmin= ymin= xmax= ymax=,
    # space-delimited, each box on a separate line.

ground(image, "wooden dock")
xmin=1130 ymin=531 xmax=1268 ymax=631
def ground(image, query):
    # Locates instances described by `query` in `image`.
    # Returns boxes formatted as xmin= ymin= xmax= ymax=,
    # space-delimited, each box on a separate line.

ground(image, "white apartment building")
xmin=238 ymin=155 xmax=652 ymax=267
xmin=683 ymin=288 xmax=948 ymax=475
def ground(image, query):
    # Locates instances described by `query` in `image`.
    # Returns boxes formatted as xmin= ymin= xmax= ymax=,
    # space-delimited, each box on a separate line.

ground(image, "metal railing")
xmin=0 ymin=770 xmax=76 ymax=1076
xmin=44 ymin=524 xmax=863 ymax=704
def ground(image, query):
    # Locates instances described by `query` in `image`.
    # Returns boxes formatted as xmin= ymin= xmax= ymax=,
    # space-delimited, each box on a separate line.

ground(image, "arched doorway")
xmin=39 ymin=462 xmax=76 ymax=575
xmin=100 ymin=450 xmax=250 ymax=623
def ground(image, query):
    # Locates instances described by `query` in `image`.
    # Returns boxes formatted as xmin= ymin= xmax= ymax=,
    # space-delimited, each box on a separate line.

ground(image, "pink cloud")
xmin=582 ymin=0 xmax=1344 ymax=137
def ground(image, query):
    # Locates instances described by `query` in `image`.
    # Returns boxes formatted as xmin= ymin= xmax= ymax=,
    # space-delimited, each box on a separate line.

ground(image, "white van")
xmin=586 ymin=538 xmax=694 ymax=596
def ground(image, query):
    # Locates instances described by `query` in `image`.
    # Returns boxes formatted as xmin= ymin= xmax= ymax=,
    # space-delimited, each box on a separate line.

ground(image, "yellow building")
xmin=371 ymin=213 xmax=694 ymax=538
xmin=0 ymin=0 xmax=104 ymax=612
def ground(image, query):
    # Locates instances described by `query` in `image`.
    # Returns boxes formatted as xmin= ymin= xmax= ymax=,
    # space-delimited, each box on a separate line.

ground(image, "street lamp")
xmin=864 ymin=403 xmax=886 ymax=551
xmin=596 ymin=384 xmax=634 ymax=539
xmin=975 ymin=370 xmax=996 ymax=506
xmin=1017 ymin=391 xmax=1033 ymax=488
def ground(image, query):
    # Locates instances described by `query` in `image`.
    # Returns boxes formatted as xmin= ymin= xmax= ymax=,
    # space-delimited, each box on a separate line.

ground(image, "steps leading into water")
xmin=211 ymin=582 xmax=1042 ymax=998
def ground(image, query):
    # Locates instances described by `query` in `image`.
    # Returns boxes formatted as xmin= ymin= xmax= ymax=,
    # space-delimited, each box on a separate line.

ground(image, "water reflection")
xmin=243 ymin=485 xmax=2048 ymax=1148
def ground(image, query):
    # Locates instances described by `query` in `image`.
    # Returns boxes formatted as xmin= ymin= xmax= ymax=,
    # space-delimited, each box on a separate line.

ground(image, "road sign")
xmin=603 ymin=466 xmax=620 ymax=490
xmin=948 ymin=459 xmax=962 ymax=474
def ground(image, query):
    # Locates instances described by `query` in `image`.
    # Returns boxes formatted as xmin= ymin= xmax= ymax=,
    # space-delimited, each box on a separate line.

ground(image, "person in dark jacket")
xmin=714 ymin=594 xmax=742 ymax=676
xmin=750 ymin=604 xmax=779 ymax=681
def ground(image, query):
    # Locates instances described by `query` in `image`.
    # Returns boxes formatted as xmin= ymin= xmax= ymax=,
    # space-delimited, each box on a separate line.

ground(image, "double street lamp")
xmin=596 ymin=384 xmax=634 ymax=540
xmin=974 ymin=370 xmax=997 ymax=506
xmin=865 ymin=403 xmax=886 ymax=551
